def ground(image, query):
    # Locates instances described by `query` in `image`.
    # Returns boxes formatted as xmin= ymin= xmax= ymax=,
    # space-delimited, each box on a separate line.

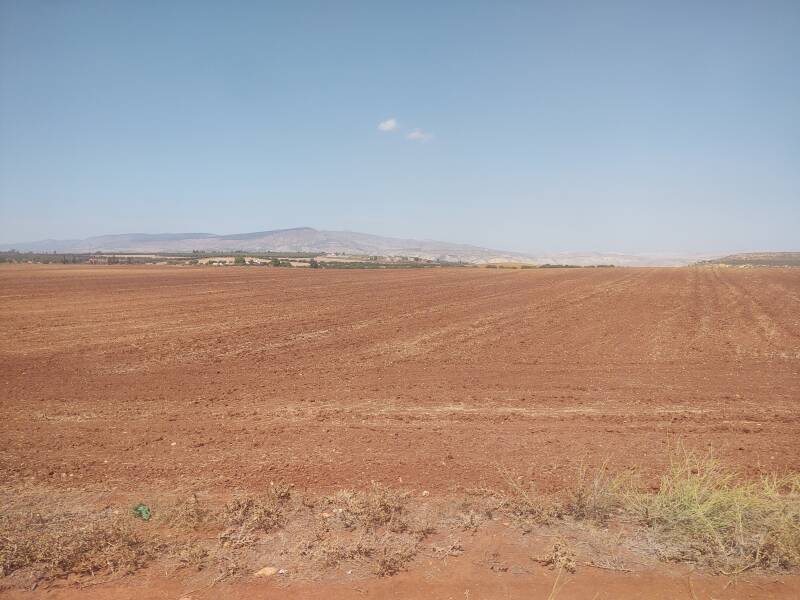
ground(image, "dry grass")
xmin=623 ymin=450 xmax=800 ymax=571
xmin=170 ymin=542 xmax=210 ymax=572
xmin=163 ymin=493 xmax=214 ymax=531
xmin=0 ymin=513 xmax=152 ymax=579
xmin=293 ymin=484 xmax=436 ymax=577
xmin=440 ymin=496 xmax=494 ymax=532
xmin=303 ymin=531 xmax=375 ymax=568
xmin=324 ymin=483 xmax=410 ymax=532
xmin=373 ymin=540 xmax=418 ymax=576
xmin=476 ymin=470 xmax=561 ymax=532
xmin=2 ymin=455 xmax=799 ymax=587
xmin=299 ymin=529 xmax=419 ymax=576
xmin=220 ymin=483 xmax=292 ymax=548
xmin=565 ymin=460 xmax=628 ymax=524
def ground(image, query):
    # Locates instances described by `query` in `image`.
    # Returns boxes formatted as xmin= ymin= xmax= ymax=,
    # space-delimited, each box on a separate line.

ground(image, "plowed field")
xmin=1 ymin=264 xmax=799 ymax=598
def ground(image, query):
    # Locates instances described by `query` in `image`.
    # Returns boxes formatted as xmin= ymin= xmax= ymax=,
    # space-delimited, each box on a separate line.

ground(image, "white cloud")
xmin=406 ymin=128 xmax=433 ymax=142
xmin=377 ymin=117 xmax=398 ymax=132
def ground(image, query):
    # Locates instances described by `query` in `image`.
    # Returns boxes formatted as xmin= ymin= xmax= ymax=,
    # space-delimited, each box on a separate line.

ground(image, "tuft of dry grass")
xmin=623 ymin=449 xmax=800 ymax=571
xmin=220 ymin=483 xmax=292 ymax=548
xmin=163 ymin=493 xmax=214 ymax=531
xmin=373 ymin=539 xmax=418 ymax=576
xmin=325 ymin=483 xmax=410 ymax=532
xmin=299 ymin=484 xmax=429 ymax=577
xmin=442 ymin=496 xmax=494 ymax=532
xmin=170 ymin=542 xmax=210 ymax=572
xmin=311 ymin=534 xmax=375 ymax=568
xmin=477 ymin=471 xmax=561 ymax=532
xmin=299 ymin=529 xmax=419 ymax=576
xmin=565 ymin=460 xmax=628 ymax=524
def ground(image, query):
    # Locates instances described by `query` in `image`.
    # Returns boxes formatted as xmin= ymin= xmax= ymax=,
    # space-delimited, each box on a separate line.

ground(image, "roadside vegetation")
xmin=2 ymin=450 xmax=798 ymax=587
xmin=624 ymin=451 xmax=800 ymax=571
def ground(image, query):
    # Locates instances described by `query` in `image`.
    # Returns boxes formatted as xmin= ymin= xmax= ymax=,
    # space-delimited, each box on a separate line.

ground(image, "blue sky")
xmin=1 ymin=1 xmax=798 ymax=254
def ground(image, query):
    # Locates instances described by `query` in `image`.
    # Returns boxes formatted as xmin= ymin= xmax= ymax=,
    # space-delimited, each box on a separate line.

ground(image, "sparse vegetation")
xmin=565 ymin=460 xmax=628 ymax=524
xmin=220 ymin=484 xmax=292 ymax=547
xmin=2 ymin=454 xmax=798 ymax=587
xmin=325 ymin=483 xmax=409 ymax=532
xmin=623 ymin=450 xmax=800 ymax=571
xmin=477 ymin=470 xmax=562 ymax=531
xmin=294 ymin=484 xmax=431 ymax=577
xmin=0 ymin=513 xmax=152 ymax=579
xmin=163 ymin=493 xmax=213 ymax=531
xmin=170 ymin=542 xmax=210 ymax=572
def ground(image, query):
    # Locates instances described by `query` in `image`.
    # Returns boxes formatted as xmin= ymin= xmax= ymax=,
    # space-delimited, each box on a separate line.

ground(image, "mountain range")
xmin=0 ymin=227 xmax=718 ymax=266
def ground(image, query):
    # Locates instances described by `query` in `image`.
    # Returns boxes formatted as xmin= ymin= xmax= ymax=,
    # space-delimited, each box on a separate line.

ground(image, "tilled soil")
xmin=1 ymin=264 xmax=799 ymax=598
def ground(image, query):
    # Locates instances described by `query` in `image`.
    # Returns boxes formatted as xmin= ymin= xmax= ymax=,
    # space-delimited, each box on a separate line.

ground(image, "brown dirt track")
xmin=1 ymin=264 xmax=799 ymax=598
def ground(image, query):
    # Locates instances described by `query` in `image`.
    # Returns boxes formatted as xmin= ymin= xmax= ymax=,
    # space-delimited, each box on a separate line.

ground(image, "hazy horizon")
xmin=2 ymin=1 xmax=799 ymax=255
xmin=0 ymin=225 xmax=762 ymax=258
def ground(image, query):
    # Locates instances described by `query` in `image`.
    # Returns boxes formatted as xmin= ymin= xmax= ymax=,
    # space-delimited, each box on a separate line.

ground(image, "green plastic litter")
xmin=133 ymin=503 xmax=151 ymax=521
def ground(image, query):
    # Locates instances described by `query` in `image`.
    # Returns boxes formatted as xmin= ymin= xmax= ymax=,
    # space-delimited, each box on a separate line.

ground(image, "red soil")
xmin=1 ymin=264 xmax=799 ymax=598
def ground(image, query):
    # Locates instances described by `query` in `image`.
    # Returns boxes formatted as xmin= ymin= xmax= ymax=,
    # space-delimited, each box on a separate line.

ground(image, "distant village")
xmin=0 ymin=249 xmax=623 ymax=269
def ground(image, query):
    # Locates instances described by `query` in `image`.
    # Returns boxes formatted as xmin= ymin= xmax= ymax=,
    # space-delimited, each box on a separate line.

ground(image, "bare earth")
xmin=1 ymin=265 xmax=799 ymax=598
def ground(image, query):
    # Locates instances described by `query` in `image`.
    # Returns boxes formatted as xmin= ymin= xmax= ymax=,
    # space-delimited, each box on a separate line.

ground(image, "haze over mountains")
xmin=0 ymin=227 xmax=717 ymax=266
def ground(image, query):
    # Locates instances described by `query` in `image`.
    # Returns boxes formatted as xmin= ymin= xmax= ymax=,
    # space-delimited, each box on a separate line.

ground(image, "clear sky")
xmin=1 ymin=1 xmax=798 ymax=254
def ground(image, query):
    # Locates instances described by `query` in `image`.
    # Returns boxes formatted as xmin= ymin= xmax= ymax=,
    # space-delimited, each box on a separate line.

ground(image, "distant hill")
xmin=0 ymin=228 xmax=530 ymax=263
xmin=697 ymin=252 xmax=800 ymax=267
xmin=0 ymin=227 xmax=716 ymax=266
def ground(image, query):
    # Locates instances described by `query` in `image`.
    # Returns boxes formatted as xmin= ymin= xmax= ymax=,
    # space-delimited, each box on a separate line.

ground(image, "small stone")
xmin=254 ymin=566 xmax=279 ymax=578
xmin=421 ymin=490 xmax=430 ymax=497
